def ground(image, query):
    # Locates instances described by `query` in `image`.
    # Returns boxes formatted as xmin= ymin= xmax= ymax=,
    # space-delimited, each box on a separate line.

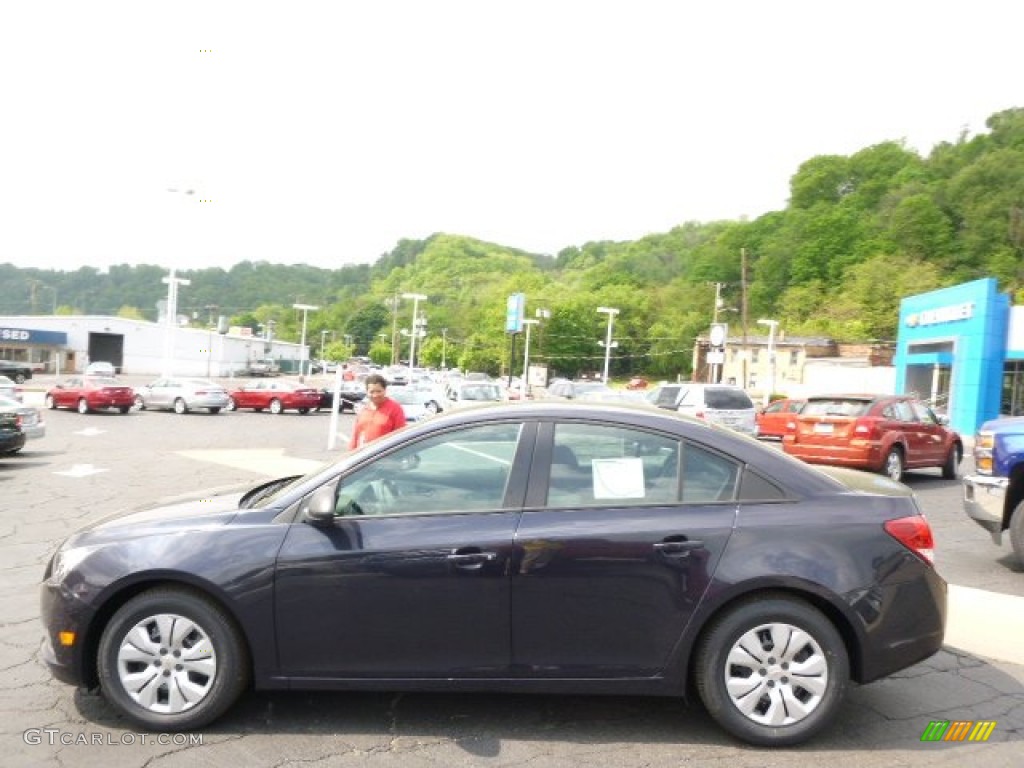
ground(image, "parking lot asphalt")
xmin=2 ymin=377 xmax=1022 ymax=766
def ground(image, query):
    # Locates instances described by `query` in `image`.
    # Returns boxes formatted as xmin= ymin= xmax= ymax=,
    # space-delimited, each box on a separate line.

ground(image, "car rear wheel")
xmin=174 ymin=398 xmax=188 ymax=415
xmin=269 ymin=399 xmax=283 ymax=414
xmin=941 ymin=444 xmax=961 ymax=479
xmin=77 ymin=398 xmax=90 ymax=414
xmin=883 ymin=447 xmax=904 ymax=483
xmin=134 ymin=395 xmax=146 ymax=410
xmin=45 ymin=394 xmax=56 ymax=410
xmin=298 ymin=407 xmax=310 ymax=415
xmin=695 ymin=595 xmax=849 ymax=747
xmin=1009 ymin=501 xmax=1024 ymax=568
xmin=13 ymin=373 xmax=26 ymax=384
xmin=118 ymin=406 xmax=131 ymax=414
xmin=97 ymin=587 xmax=249 ymax=731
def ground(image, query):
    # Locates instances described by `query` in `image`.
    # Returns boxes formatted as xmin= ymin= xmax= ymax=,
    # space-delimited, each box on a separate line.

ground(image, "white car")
xmin=84 ymin=361 xmax=117 ymax=377
xmin=0 ymin=375 xmax=22 ymax=401
xmin=445 ymin=380 xmax=506 ymax=410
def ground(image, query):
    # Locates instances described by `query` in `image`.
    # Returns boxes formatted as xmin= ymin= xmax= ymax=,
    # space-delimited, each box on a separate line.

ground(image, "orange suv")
xmin=782 ymin=394 xmax=962 ymax=482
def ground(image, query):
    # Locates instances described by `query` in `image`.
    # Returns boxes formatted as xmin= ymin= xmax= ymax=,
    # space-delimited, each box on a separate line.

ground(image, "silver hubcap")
xmin=115 ymin=613 xmax=217 ymax=714
xmin=886 ymin=452 xmax=901 ymax=480
xmin=724 ymin=622 xmax=828 ymax=727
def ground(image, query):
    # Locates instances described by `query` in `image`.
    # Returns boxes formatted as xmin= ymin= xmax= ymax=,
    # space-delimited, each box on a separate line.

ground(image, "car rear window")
xmin=704 ymin=388 xmax=754 ymax=409
xmin=801 ymin=398 xmax=871 ymax=418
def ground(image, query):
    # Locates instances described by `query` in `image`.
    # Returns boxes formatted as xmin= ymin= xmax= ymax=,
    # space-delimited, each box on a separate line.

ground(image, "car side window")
xmin=335 ymin=422 xmax=524 ymax=517
xmin=681 ymin=443 xmax=740 ymax=503
xmin=547 ymin=424 xmax=679 ymax=507
xmin=890 ymin=401 xmax=915 ymax=422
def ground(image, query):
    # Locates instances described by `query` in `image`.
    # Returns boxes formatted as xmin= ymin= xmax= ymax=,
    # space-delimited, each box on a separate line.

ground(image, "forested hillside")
xmin=3 ymin=108 xmax=1023 ymax=379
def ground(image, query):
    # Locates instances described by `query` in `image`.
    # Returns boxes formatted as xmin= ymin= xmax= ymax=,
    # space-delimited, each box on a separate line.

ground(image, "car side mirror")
xmin=302 ymin=485 xmax=337 ymax=524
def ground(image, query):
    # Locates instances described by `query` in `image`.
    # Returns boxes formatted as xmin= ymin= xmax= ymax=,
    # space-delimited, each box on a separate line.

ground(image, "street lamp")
xmin=401 ymin=292 xmax=427 ymax=367
xmin=320 ymin=329 xmax=330 ymax=363
xmin=161 ymin=267 xmax=191 ymax=377
xmin=293 ymin=303 xmax=319 ymax=380
xmin=596 ymin=307 xmax=619 ymax=385
xmin=757 ymin=318 xmax=779 ymax=405
xmin=521 ymin=319 xmax=539 ymax=395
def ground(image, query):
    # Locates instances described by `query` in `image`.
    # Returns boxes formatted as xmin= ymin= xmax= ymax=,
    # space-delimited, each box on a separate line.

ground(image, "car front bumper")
xmin=962 ymin=474 xmax=1007 ymax=544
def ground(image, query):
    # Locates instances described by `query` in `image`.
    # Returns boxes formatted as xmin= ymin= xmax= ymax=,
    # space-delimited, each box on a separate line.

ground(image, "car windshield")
xmin=704 ymin=388 xmax=754 ymax=409
xmin=801 ymin=398 xmax=871 ymax=417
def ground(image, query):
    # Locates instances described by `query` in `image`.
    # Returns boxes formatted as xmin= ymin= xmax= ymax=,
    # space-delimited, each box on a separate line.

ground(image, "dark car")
xmin=316 ymin=380 xmax=367 ymax=413
xmin=44 ymin=377 xmax=135 ymax=414
xmin=225 ymin=379 xmax=322 ymax=414
xmin=39 ymin=403 xmax=945 ymax=747
xmin=782 ymin=394 xmax=962 ymax=482
xmin=0 ymin=359 xmax=32 ymax=384
xmin=0 ymin=411 xmax=26 ymax=455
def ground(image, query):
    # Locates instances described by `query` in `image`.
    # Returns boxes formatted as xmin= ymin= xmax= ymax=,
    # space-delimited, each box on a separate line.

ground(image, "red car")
xmin=782 ymin=394 xmax=962 ymax=482
xmin=226 ymin=379 xmax=322 ymax=414
xmin=756 ymin=397 xmax=805 ymax=439
xmin=45 ymin=376 xmax=135 ymax=414
xmin=626 ymin=376 xmax=650 ymax=390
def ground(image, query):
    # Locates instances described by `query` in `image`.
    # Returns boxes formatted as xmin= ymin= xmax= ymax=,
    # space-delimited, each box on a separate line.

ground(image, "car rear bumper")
xmin=962 ymin=474 xmax=1007 ymax=543
xmin=783 ymin=441 xmax=878 ymax=470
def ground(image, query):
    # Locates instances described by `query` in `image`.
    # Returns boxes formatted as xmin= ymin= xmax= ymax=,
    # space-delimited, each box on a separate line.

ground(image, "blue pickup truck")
xmin=963 ymin=416 xmax=1024 ymax=566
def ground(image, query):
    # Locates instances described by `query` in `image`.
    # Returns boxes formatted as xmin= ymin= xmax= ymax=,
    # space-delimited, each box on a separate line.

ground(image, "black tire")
xmin=45 ymin=394 xmax=56 ymax=410
xmin=1009 ymin=501 xmax=1024 ymax=569
xmin=298 ymin=407 xmax=310 ymax=415
xmin=97 ymin=587 xmax=249 ymax=731
xmin=118 ymin=406 xmax=131 ymax=414
xmin=134 ymin=395 xmax=146 ymax=411
xmin=208 ymin=407 xmax=221 ymax=414
xmin=695 ymin=595 xmax=849 ymax=747
xmin=941 ymin=444 xmax=961 ymax=480
xmin=225 ymin=397 xmax=237 ymax=412
xmin=77 ymin=398 xmax=90 ymax=415
xmin=269 ymin=399 xmax=283 ymax=415
xmin=13 ymin=373 xmax=26 ymax=384
xmin=882 ymin=447 xmax=904 ymax=483
xmin=174 ymin=398 xmax=188 ymax=415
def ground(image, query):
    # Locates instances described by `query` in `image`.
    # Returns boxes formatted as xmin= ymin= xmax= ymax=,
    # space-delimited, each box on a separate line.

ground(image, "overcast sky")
xmin=1 ymin=0 xmax=1020 ymax=273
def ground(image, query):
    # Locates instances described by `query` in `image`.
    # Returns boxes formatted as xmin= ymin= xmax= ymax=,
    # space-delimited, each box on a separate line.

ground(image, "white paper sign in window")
xmin=592 ymin=457 xmax=646 ymax=499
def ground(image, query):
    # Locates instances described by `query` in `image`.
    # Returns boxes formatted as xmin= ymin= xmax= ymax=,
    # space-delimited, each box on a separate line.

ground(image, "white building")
xmin=0 ymin=315 xmax=305 ymax=377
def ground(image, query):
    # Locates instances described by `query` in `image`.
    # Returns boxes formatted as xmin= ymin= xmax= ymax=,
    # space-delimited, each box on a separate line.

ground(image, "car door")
xmin=235 ymin=381 xmax=262 ymax=409
xmin=55 ymin=378 xmax=81 ymax=408
xmin=147 ymin=379 xmax=171 ymax=409
xmin=273 ymin=420 xmax=535 ymax=678
xmin=511 ymin=421 xmax=737 ymax=678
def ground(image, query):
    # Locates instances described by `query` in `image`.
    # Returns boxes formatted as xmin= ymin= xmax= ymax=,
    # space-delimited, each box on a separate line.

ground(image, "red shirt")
xmin=349 ymin=398 xmax=407 ymax=449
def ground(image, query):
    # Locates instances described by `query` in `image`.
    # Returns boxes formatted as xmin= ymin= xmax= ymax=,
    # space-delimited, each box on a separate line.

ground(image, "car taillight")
xmin=852 ymin=418 xmax=874 ymax=437
xmin=15 ymin=414 xmax=23 ymax=428
xmin=884 ymin=516 xmax=935 ymax=565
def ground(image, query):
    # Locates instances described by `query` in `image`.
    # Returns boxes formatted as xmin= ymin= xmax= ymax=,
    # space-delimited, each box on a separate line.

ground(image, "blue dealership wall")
xmin=895 ymin=278 xmax=1009 ymax=435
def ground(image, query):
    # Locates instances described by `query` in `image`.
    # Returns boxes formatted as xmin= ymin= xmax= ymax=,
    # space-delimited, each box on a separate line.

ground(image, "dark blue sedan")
xmin=39 ymin=402 xmax=946 ymax=746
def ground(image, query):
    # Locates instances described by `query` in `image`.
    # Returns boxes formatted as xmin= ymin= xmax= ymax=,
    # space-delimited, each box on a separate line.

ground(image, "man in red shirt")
xmin=349 ymin=373 xmax=407 ymax=449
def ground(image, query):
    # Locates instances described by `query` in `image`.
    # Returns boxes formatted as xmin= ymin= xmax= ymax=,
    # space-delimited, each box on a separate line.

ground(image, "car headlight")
xmin=49 ymin=545 xmax=97 ymax=585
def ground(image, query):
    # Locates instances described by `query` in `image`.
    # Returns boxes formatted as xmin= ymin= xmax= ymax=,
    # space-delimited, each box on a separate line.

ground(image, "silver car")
xmin=647 ymin=382 xmax=758 ymax=436
xmin=0 ymin=393 xmax=45 ymax=444
xmin=0 ymin=375 xmax=21 ymax=401
xmin=134 ymin=377 xmax=231 ymax=414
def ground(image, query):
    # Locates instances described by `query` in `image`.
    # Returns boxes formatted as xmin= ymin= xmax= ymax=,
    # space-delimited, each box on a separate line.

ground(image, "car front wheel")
xmin=45 ymin=394 xmax=56 ymax=410
xmin=97 ymin=588 xmax=249 ymax=731
xmin=941 ymin=444 xmax=961 ymax=480
xmin=77 ymin=399 xmax=90 ymax=414
xmin=1009 ymin=501 xmax=1024 ymax=568
xmin=174 ymin=398 xmax=188 ymax=415
xmin=695 ymin=595 xmax=849 ymax=747
xmin=225 ymin=397 xmax=236 ymax=412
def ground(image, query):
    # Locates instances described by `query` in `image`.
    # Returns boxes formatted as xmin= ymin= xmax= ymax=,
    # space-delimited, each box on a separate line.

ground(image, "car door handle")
xmin=653 ymin=539 xmax=703 ymax=557
xmin=446 ymin=550 xmax=498 ymax=569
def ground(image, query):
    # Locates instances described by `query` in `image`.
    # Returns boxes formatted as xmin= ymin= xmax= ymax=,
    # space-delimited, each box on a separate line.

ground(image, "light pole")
xmin=596 ymin=307 xmax=619 ymax=385
xmin=161 ymin=267 xmax=191 ymax=377
xmin=293 ymin=303 xmax=319 ymax=380
xmin=757 ymin=318 xmax=779 ymax=405
xmin=320 ymin=330 xmax=330 ymax=363
xmin=521 ymin=319 xmax=539 ymax=396
xmin=401 ymin=292 xmax=427 ymax=367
